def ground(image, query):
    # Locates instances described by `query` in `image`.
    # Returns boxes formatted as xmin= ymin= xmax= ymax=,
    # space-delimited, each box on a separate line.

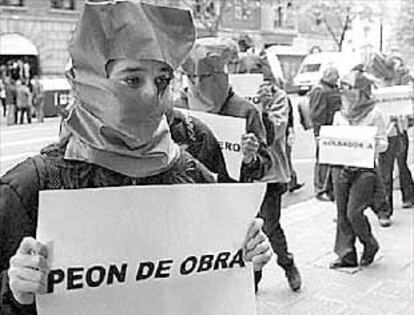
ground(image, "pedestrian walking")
xmin=10 ymin=60 xmax=20 ymax=81
xmin=375 ymin=56 xmax=414 ymax=211
xmin=15 ymin=80 xmax=32 ymax=124
xmin=309 ymin=67 xmax=342 ymax=201
xmin=223 ymin=53 xmax=302 ymax=292
xmin=0 ymin=77 xmax=6 ymax=117
xmin=257 ymin=79 xmax=302 ymax=292
xmin=23 ymin=58 xmax=31 ymax=83
xmin=4 ymin=77 xmax=18 ymax=125
xmin=330 ymin=70 xmax=388 ymax=268
xmin=0 ymin=2 xmax=271 ymax=313
xmin=31 ymin=75 xmax=45 ymax=123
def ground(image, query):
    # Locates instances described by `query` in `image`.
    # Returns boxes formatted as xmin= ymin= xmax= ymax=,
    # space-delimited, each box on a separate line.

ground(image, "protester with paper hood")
xmin=176 ymin=36 xmax=273 ymax=183
xmin=0 ymin=2 xmax=271 ymax=313
xmin=329 ymin=69 xmax=388 ymax=269
xmin=368 ymin=54 xmax=414 ymax=212
xmin=238 ymin=53 xmax=302 ymax=293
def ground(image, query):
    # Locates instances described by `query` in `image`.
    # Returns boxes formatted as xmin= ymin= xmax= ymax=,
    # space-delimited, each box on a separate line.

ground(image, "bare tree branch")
xmin=321 ymin=18 xmax=341 ymax=49
xmin=338 ymin=14 xmax=351 ymax=50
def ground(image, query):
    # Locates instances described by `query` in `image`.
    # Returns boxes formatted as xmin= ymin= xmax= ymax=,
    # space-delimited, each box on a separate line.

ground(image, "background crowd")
xmin=0 ymin=59 xmax=44 ymax=125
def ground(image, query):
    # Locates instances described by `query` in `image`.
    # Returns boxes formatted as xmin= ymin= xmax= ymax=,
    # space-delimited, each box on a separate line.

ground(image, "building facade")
xmin=0 ymin=0 xmax=84 ymax=76
xmin=1 ymin=0 xmax=301 ymax=77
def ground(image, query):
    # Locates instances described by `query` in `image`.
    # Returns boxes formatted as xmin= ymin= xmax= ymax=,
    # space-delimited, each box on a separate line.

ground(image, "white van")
xmin=293 ymin=52 xmax=362 ymax=95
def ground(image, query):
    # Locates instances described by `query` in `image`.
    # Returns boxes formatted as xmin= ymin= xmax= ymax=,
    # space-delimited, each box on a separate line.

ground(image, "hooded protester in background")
xmin=309 ymin=67 xmax=342 ymax=201
xmin=239 ymin=54 xmax=305 ymax=192
xmin=329 ymin=69 xmax=388 ymax=269
xmin=176 ymin=36 xmax=273 ymax=183
xmin=238 ymin=53 xmax=302 ymax=293
xmin=0 ymin=2 xmax=271 ymax=314
xmin=368 ymin=53 xmax=414 ymax=212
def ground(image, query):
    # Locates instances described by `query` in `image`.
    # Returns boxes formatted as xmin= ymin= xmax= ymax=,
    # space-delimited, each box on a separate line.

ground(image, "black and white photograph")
xmin=0 ymin=0 xmax=413 ymax=314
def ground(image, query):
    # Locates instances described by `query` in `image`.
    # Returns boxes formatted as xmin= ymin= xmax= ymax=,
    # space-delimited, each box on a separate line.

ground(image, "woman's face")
xmin=106 ymin=59 xmax=173 ymax=99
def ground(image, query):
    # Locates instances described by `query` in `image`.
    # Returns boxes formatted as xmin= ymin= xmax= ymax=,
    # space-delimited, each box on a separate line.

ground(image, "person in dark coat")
xmin=308 ymin=67 xmax=342 ymax=201
xmin=168 ymin=108 xmax=233 ymax=183
xmin=0 ymin=3 xmax=271 ymax=314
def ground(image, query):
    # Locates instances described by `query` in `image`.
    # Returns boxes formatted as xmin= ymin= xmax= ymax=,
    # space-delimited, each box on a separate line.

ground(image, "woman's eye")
xmin=123 ymin=77 xmax=141 ymax=87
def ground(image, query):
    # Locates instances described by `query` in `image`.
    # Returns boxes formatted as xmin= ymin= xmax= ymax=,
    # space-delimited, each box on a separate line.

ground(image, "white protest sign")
xmin=319 ymin=125 xmax=377 ymax=168
xmin=37 ymin=184 xmax=266 ymax=315
xmin=179 ymin=109 xmax=245 ymax=180
xmin=373 ymin=85 xmax=414 ymax=117
xmin=229 ymin=73 xmax=263 ymax=105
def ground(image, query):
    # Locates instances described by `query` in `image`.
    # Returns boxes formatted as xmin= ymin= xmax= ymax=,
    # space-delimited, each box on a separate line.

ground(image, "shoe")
xmin=360 ymin=239 xmax=379 ymax=266
xmin=316 ymin=192 xmax=330 ymax=202
xmin=289 ymin=183 xmax=305 ymax=193
xmin=254 ymin=270 xmax=262 ymax=293
xmin=402 ymin=201 xmax=414 ymax=209
xmin=329 ymin=257 xmax=358 ymax=269
xmin=378 ymin=217 xmax=392 ymax=227
xmin=284 ymin=264 xmax=301 ymax=292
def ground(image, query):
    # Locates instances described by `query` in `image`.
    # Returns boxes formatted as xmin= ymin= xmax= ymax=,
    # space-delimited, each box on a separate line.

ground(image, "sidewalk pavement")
xmin=256 ymin=192 xmax=414 ymax=315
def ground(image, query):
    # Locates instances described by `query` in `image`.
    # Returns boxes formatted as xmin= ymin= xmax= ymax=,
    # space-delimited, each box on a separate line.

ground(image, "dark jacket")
xmin=175 ymin=88 xmax=273 ymax=182
xmin=0 ymin=140 xmax=215 ymax=315
xmin=170 ymin=109 xmax=234 ymax=183
xmin=308 ymin=80 xmax=342 ymax=136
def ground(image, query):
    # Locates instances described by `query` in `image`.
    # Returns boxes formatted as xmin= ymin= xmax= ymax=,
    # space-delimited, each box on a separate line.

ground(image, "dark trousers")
xmin=370 ymin=171 xmax=392 ymax=219
xmin=378 ymin=132 xmax=414 ymax=213
xmin=19 ymin=107 xmax=31 ymax=124
xmin=258 ymin=183 xmax=293 ymax=268
xmin=286 ymin=143 xmax=298 ymax=189
xmin=0 ymin=98 xmax=5 ymax=117
xmin=314 ymin=139 xmax=333 ymax=197
xmin=332 ymin=167 xmax=377 ymax=259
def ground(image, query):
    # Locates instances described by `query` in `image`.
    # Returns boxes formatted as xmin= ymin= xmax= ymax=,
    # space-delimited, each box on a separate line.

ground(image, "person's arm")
xmin=0 ymin=185 xmax=38 ymax=315
xmin=185 ymin=115 xmax=234 ymax=183
xmin=240 ymin=108 xmax=273 ymax=183
xmin=0 ymin=158 xmax=43 ymax=314
xmin=266 ymin=89 xmax=289 ymax=141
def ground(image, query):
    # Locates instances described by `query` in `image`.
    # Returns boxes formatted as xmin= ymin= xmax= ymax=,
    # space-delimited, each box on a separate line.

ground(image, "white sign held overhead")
xmin=229 ymin=74 xmax=263 ymax=105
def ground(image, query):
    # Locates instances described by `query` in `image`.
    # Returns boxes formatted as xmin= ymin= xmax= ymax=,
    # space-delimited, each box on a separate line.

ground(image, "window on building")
xmin=234 ymin=0 xmax=251 ymax=20
xmin=273 ymin=5 xmax=283 ymax=28
xmin=193 ymin=0 xmax=215 ymax=19
xmin=0 ymin=0 xmax=24 ymax=6
xmin=51 ymin=0 xmax=75 ymax=10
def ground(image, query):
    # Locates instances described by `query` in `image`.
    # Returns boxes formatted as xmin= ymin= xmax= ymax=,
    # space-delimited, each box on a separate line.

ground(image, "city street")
xmin=1 ymin=99 xmax=413 ymax=314
xmin=0 ymin=95 xmax=317 ymax=206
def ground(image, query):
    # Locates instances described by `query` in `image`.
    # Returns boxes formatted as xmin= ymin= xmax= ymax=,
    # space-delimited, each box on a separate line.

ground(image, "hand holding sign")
xmin=8 ymin=237 xmax=49 ymax=305
xmin=241 ymin=133 xmax=259 ymax=164
xmin=242 ymin=218 xmax=272 ymax=271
